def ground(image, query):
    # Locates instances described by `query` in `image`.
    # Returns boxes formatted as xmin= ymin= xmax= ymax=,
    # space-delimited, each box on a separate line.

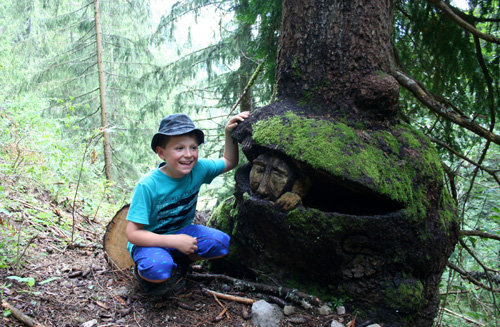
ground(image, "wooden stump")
xmin=103 ymin=204 xmax=134 ymax=270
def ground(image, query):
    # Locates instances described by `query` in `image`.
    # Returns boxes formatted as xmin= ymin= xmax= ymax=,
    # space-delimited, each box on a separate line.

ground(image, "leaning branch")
xmin=447 ymin=262 xmax=499 ymax=293
xmin=461 ymin=229 xmax=500 ymax=241
xmin=227 ymin=57 xmax=266 ymax=117
xmin=431 ymin=138 xmax=500 ymax=186
xmin=393 ymin=70 xmax=500 ymax=146
xmin=426 ymin=0 xmax=500 ymax=44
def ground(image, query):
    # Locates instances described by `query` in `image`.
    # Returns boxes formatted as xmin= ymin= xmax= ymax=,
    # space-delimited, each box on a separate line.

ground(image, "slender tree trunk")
xmin=238 ymin=0 xmax=254 ymax=113
xmin=94 ymin=0 xmax=113 ymax=181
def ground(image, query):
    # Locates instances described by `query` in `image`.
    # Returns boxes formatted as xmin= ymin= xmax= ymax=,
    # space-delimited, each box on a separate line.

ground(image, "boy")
xmin=126 ymin=111 xmax=249 ymax=296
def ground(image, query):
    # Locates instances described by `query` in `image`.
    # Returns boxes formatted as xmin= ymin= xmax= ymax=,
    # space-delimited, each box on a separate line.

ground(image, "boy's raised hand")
xmin=225 ymin=111 xmax=250 ymax=133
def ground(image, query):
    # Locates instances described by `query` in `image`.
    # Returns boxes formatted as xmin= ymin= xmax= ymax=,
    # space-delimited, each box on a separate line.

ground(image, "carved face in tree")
xmin=209 ymin=108 xmax=459 ymax=327
xmin=249 ymin=153 xmax=294 ymax=200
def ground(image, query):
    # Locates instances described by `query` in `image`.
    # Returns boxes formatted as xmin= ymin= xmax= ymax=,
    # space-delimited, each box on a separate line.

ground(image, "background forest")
xmin=0 ymin=0 xmax=499 ymax=326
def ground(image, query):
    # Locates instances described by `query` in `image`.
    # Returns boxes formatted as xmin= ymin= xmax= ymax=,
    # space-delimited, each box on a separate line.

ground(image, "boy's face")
xmin=156 ymin=134 xmax=199 ymax=179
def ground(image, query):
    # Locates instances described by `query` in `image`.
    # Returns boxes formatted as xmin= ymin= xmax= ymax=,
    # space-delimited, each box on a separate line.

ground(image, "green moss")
xmin=252 ymin=112 xmax=418 ymax=204
xmin=292 ymin=55 xmax=301 ymax=79
xmin=438 ymin=187 xmax=458 ymax=231
xmin=285 ymin=207 xmax=368 ymax=238
xmin=298 ymin=87 xmax=320 ymax=107
xmin=385 ymin=276 xmax=426 ymax=310
xmin=251 ymin=112 xmax=450 ymax=224
xmin=208 ymin=196 xmax=237 ymax=234
xmin=375 ymin=70 xmax=389 ymax=78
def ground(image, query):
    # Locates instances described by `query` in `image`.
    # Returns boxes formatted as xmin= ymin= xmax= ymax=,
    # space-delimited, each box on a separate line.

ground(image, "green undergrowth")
xmin=0 ymin=97 xmax=130 ymax=271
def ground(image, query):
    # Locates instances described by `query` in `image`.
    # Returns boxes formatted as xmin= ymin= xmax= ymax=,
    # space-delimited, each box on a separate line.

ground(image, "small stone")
xmin=318 ymin=304 xmax=332 ymax=315
xmin=283 ymin=305 xmax=295 ymax=316
xmin=81 ymin=319 xmax=97 ymax=327
xmin=251 ymin=300 xmax=284 ymax=327
xmin=336 ymin=305 xmax=346 ymax=315
xmin=114 ymin=286 xmax=130 ymax=297
xmin=330 ymin=320 xmax=345 ymax=327
xmin=367 ymin=325 xmax=381 ymax=327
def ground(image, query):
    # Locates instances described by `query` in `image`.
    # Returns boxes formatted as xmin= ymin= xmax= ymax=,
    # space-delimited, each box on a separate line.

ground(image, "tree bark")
xmin=276 ymin=0 xmax=398 ymax=120
xmin=94 ymin=0 xmax=113 ymax=181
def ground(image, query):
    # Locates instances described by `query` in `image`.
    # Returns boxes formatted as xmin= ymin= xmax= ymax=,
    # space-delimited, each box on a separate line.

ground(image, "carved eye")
xmin=253 ymin=165 xmax=265 ymax=173
xmin=272 ymin=168 xmax=287 ymax=176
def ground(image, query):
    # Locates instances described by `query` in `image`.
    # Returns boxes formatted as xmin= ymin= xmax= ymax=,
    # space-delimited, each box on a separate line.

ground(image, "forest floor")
xmin=0 ymin=174 xmax=354 ymax=327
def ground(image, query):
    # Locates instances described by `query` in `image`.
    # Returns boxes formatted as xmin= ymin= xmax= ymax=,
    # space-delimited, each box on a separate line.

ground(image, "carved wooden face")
xmin=249 ymin=153 xmax=295 ymax=200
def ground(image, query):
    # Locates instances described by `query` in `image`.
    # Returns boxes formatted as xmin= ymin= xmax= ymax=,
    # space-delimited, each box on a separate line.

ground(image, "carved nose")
xmin=256 ymin=181 xmax=270 ymax=198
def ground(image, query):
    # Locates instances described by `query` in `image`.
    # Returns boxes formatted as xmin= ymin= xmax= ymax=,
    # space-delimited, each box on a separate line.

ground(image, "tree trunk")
xmin=276 ymin=0 xmax=399 ymax=121
xmin=238 ymin=0 xmax=254 ymax=113
xmin=94 ymin=0 xmax=113 ymax=181
xmin=209 ymin=1 xmax=459 ymax=326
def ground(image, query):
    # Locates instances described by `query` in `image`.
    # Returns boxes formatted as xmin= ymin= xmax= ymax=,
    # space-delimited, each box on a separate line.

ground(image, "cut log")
xmin=103 ymin=204 xmax=134 ymax=270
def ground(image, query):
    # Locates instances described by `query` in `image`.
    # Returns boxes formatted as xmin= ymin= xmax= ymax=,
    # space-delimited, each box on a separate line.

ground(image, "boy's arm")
xmin=126 ymin=221 xmax=198 ymax=255
xmin=222 ymin=111 xmax=250 ymax=173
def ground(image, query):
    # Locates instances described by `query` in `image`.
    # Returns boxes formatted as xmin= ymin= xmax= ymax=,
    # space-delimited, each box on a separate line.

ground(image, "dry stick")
xmin=442 ymin=307 xmax=485 ymax=326
xmin=204 ymin=288 xmax=257 ymax=305
xmin=71 ymin=132 xmax=102 ymax=246
xmin=2 ymin=300 xmax=46 ymax=327
xmin=208 ymin=291 xmax=231 ymax=319
xmin=217 ymin=307 xmax=228 ymax=318
xmin=459 ymin=238 xmax=500 ymax=314
xmin=190 ymin=273 xmax=321 ymax=307
xmin=226 ymin=58 xmax=266 ymax=118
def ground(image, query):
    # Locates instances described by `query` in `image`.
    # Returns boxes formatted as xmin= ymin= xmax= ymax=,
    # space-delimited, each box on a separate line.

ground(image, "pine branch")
xmin=427 ymin=0 xmax=500 ymax=44
xmin=393 ymin=70 xmax=500 ymax=146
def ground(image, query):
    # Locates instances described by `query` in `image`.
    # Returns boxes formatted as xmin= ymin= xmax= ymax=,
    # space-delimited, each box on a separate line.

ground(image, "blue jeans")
xmin=131 ymin=224 xmax=230 ymax=281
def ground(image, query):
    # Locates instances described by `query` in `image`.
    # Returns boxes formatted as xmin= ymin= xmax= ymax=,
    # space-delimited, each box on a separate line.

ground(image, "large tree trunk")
xmin=275 ymin=0 xmax=399 ymax=121
xmin=209 ymin=1 xmax=459 ymax=326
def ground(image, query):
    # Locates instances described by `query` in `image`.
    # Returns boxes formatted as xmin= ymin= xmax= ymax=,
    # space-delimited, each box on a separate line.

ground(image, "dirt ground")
xmin=0 ymin=181 xmax=352 ymax=327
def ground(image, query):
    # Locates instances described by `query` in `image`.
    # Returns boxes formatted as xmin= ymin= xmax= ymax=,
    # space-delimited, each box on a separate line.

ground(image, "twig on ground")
xmin=207 ymin=290 xmax=231 ymax=319
xmin=204 ymin=288 xmax=257 ymax=305
xmin=2 ymin=300 xmax=46 ymax=327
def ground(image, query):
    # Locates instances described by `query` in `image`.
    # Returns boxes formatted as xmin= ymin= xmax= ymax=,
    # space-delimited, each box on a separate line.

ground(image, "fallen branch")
xmin=189 ymin=272 xmax=322 ymax=307
xmin=203 ymin=288 xmax=257 ymax=305
xmin=2 ymin=300 xmax=46 ymax=327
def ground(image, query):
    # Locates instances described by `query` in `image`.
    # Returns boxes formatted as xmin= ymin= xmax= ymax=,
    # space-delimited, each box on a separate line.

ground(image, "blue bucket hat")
xmin=151 ymin=114 xmax=205 ymax=152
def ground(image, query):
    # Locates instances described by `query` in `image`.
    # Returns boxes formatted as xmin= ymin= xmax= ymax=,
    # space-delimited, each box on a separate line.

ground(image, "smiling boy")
xmin=126 ymin=111 xmax=249 ymax=296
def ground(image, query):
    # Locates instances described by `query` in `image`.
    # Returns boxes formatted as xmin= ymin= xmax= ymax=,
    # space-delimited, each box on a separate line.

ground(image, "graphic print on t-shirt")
xmin=153 ymin=190 xmax=199 ymax=235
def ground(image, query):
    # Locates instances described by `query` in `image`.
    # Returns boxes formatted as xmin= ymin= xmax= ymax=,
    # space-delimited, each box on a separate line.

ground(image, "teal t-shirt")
xmin=126 ymin=158 xmax=225 ymax=255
